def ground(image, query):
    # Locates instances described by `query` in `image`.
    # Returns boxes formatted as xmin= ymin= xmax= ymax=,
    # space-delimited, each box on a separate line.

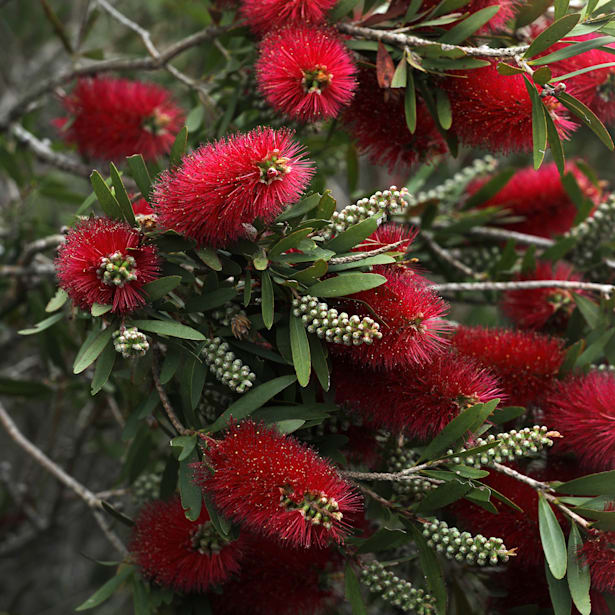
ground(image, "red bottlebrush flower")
xmin=580 ymin=530 xmax=615 ymax=594
xmin=342 ymin=68 xmax=448 ymax=170
xmin=132 ymin=198 xmax=154 ymax=216
xmin=241 ymin=0 xmax=336 ymax=36
xmin=501 ymin=261 xmax=588 ymax=331
xmin=256 ymin=26 xmax=356 ymax=122
xmin=452 ymin=326 xmax=565 ymax=407
xmin=198 ymin=420 xmax=361 ymax=548
xmin=332 ymin=351 xmax=502 ymax=439
xmin=545 ymin=372 xmax=615 ymax=471
xmin=130 ymin=496 xmax=245 ymax=593
xmin=441 ymin=62 xmax=576 ymax=152
xmin=352 ymin=223 xmax=418 ymax=254
xmin=55 ymin=77 xmax=184 ymax=161
xmin=466 ymin=162 xmax=602 ymax=238
xmin=55 ymin=218 xmax=159 ymax=314
xmin=418 ymin=0 xmax=518 ymax=32
xmin=331 ymin=266 xmax=450 ymax=370
xmin=152 ymin=127 xmax=314 ymax=247
xmin=211 ymin=533 xmax=341 ymax=615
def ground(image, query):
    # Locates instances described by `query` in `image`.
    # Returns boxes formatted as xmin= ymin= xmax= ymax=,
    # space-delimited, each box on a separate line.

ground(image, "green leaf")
xmin=439 ymin=6 xmax=500 ymax=44
xmin=567 ymin=523 xmax=591 ymax=615
xmin=573 ymin=293 xmax=601 ymax=328
xmin=391 ymin=56 xmax=407 ymax=88
xmin=143 ymin=276 xmax=182 ymax=301
xmin=545 ymin=560 xmax=572 ymax=615
xmin=45 ymin=288 xmax=68 ymax=313
xmin=196 ymin=247 xmax=222 ymax=271
xmin=557 ymin=91 xmax=614 ymax=150
xmin=129 ymin=320 xmax=205 ymax=341
xmin=344 ymin=564 xmax=367 ymax=615
xmin=91 ymin=343 xmax=116 ymax=395
xmin=179 ymin=451 xmax=202 ymax=521
xmin=416 ymin=480 xmax=473 ymax=513
xmin=0 ymin=378 xmax=52 ymax=397
xmin=131 ymin=576 xmax=150 ymax=615
xmin=289 ymin=314 xmax=311 ymax=387
xmin=554 ymin=0 xmax=570 ymax=20
xmin=435 ymin=88 xmax=452 ymax=130
xmin=90 ymin=170 xmax=122 ymax=219
xmin=419 ymin=399 xmax=499 ymax=462
xmin=73 ymin=327 xmax=114 ymax=374
xmin=545 ymin=107 xmax=566 ymax=174
xmin=171 ymin=434 xmax=197 ymax=462
xmin=315 ymin=191 xmax=337 ymax=220
xmin=491 ymin=406 xmax=526 ymax=424
xmin=186 ymin=105 xmax=204 ymax=132
xmin=463 ymin=168 xmax=514 ymax=210
xmin=308 ymin=334 xmax=330 ymax=391
xmin=524 ymin=13 xmax=581 ymax=58
xmin=109 ymin=162 xmax=137 ymax=225
xmin=356 ymin=528 xmax=411 ymax=554
xmin=185 ymin=287 xmax=237 ymax=313
xmin=75 ymin=565 xmax=135 ymax=610
xmin=261 ymin=271 xmax=275 ymax=330
xmin=269 ymin=228 xmax=313 ymax=259
xmin=557 ymin=470 xmax=615 ymax=495
xmin=208 ymin=375 xmax=297 ymax=432
xmin=533 ymin=65 xmax=553 ymax=85
xmin=405 ymin=68 xmax=417 ymax=134
xmin=126 ymin=154 xmax=152 ymax=201
xmin=524 ymin=77 xmax=548 ymax=170
xmin=516 ymin=0 xmax=552 ymax=28
xmin=538 ymin=493 xmax=568 ymax=579
xmin=308 ymin=272 xmax=386 ymax=298
xmin=325 ymin=215 xmax=382 ymax=253
xmin=275 ymin=419 xmax=306 ymax=434
xmin=292 ymin=259 xmax=329 ymax=285
xmin=497 ymin=62 xmax=527 ymax=76
xmin=170 ymin=126 xmax=188 ymax=167
xmin=184 ymin=357 xmax=207 ymax=411
xmin=202 ymin=491 xmax=232 ymax=538
xmin=276 ymin=193 xmax=321 ymax=221
xmin=18 ymin=312 xmax=63 ymax=336
xmin=91 ymin=303 xmax=112 ymax=317
xmin=532 ymin=36 xmax=615 ymax=66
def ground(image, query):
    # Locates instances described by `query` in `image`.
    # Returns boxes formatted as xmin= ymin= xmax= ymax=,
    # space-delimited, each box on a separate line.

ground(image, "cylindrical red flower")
xmin=198 ymin=420 xmax=361 ymax=548
xmin=545 ymin=372 xmax=615 ymax=471
xmin=210 ymin=533 xmax=341 ymax=614
xmin=417 ymin=0 xmax=518 ymax=32
xmin=451 ymin=326 xmax=565 ymax=407
xmin=240 ymin=0 xmax=336 ymax=36
xmin=441 ymin=62 xmax=576 ymax=152
xmin=152 ymin=127 xmax=314 ymax=247
xmin=55 ymin=77 xmax=184 ymax=161
xmin=256 ymin=26 xmax=356 ymax=122
xmin=332 ymin=350 xmax=502 ymax=439
xmin=342 ymin=68 xmax=448 ymax=170
xmin=331 ymin=266 xmax=450 ymax=369
xmin=466 ymin=162 xmax=602 ymax=238
xmin=55 ymin=218 xmax=159 ymax=314
xmin=130 ymin=496 xmax=245 ymax=593
xmin=500 ymin=261 xmax=588 ymax=331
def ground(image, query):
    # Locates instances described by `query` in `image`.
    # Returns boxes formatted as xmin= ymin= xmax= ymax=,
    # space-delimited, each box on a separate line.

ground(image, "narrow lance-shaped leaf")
xmin=538 ymin=493 xmax=568 ymax=579
xmin=557 ymin=91 xmax=614 ymax=150
xmin=567 ymin=523 xmax=591 ymax=615
xmin=523 ymin=77 xmax=548 ymax=170
xmin=289 ymin=313 xmax=311 ymax=387
xmin=405 ymin=67 xmax=417 ymax=134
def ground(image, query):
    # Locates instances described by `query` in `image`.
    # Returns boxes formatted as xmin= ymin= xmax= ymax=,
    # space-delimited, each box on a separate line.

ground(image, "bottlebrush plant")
xmin=3 ymin=1 xmax=615 ymax=615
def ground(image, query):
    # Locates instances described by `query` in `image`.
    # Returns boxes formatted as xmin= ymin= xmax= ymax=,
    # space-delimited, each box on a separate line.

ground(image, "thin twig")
xmin=430 ymin=280 xmax=614 ymax=296
xmin=328 ymin=240 xmax=407 ymax=265
xmin=343 ymin=460 xmax=446 ymax=481
xmin=422 ymin=231 xmax=482 ymax=279
xmin=19 ymin=234 xmax=65 ymax=265
xmin=0 ymin=263 xmax=56 ymax=277
xmin=337 ymin=23 xmax=529 ymax=57
xmin=463 ymin=226 xmax=555 ymax=248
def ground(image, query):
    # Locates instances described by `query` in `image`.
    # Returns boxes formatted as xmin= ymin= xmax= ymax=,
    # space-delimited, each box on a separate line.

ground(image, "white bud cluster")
xmin=446 ymin=425 xmax=557 ymax=468
xmin=387 ymin=446 xmax=436 ymax=501
xmin=292 ymin=295 xmax=382 ymax=346
xmin=422 ymin=520 xmax=513 ymax=566
xmin=112 ymin=327 xmax=149 ymax=359
xmin=320 ymin=186 xmax=409 ymax=240
xmin=132 ymin=471 xmax=162 ymax=505
xmin=361 ymin=561 xmax=436 ymax=614
xmin=592 ymin=364 xmax=615 ymax=372
xmin=203 ymin=337 xmax=256 ymax=394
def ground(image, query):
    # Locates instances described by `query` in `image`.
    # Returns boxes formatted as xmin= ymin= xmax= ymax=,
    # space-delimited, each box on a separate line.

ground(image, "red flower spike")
xmin=132 ymin=198 xmax=154 ymax=216
xmin=256 ymin=26 xmax=356 ymax=122
xmin=580 ymin=530 xmax=615 ymax=594
xmin=241 ymin=0 xmax=336 ymax=36
xmin=466 ymin=162 xmax=602 ymax=238
xmin=130 ymin=496 xmax=245 ymax=593
xmin=210 ymin=533 xmax=341 ymax=614
xmin=352 ymin=223 xmax=418 ymax=254
xmin=441 ymin=62 xmax=576 ymax=152
xmin=342 ymin=68 xmax=448 ymax=170
xmin=55 ymin=218 xmax=159 ymax=314
xmin=152 ymin=127 xmax=314 ymax=247
xmin=198 ymin=420 xmax=361 ymax=548
xmin=417 ymin=0 xmax=519 ymax=32
xmin=55 ymin=77 xmax=184 ymax=161
xmin=332 ymin=351 xmax=502 ymax=439
xmin=332 ymin=266 xmax=451 ymax=369
xmin=501 ymin=261 xmax=588 ymax=331
xmin=545 ymin=372 xmax=615 ymax=471
xmin=451 ymin=326 xmax=565 ymax=407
